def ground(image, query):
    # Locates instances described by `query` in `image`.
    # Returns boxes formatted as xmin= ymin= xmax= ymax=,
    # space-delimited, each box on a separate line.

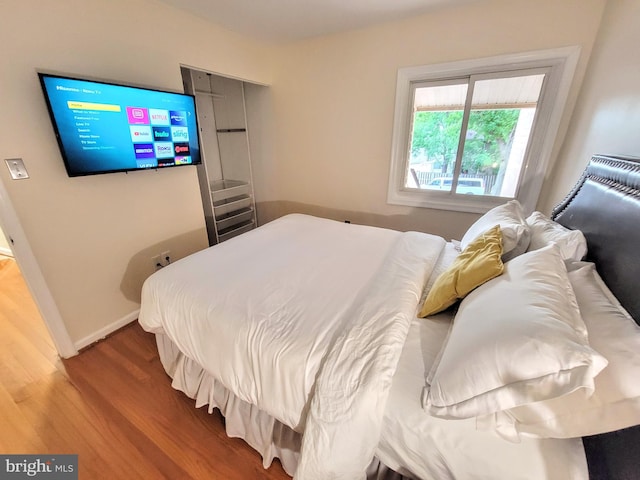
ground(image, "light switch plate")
xmin=5 ymin=158 xmax=29 ymax=180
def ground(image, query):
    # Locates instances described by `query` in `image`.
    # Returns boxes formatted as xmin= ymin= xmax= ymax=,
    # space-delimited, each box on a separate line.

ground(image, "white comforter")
xmin=139 ymin=214 xmax=445 ymax=479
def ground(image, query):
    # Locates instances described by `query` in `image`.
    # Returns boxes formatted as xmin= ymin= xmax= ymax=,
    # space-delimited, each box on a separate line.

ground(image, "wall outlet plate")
xmin=152 ymin=251 xmax=171 ymax=270
xmin=5 ymin=158 xmax=29 ymax=180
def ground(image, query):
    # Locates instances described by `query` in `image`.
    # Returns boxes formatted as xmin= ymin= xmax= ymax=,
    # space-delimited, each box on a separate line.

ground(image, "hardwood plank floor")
xmin=0 ymin=256 xmax=290 ymax=479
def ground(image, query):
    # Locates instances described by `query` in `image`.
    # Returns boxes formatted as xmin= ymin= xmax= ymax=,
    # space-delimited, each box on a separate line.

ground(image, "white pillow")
xmin=461 ymin=200 xmax=530 ymax=261
xmin=526 ymin=211 xmax=587 ymax=261
xmin=423 ymin=244 xmax=607 ymax=419
xmin=496 ymin=262 xmax=640 ymax=438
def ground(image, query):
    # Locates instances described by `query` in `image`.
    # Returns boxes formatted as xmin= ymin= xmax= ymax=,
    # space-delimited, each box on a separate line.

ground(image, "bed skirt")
xmin=155 ymin=333 xmax=412 ymax=479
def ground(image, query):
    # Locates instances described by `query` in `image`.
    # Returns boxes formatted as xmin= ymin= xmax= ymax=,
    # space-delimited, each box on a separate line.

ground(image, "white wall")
xmin=265 ymin=0 xmax=606 ymax=240
xmin=541 ymin=0 xmax=640 ymax=212
xmin=0 ymin=0 xmax=275 ymax=345
xmin=0 ymin=226 xmax=11 ymax=256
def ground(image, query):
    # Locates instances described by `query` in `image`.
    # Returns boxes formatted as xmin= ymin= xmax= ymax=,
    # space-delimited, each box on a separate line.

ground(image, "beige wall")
xmin=264 ymin=0 xmax=606 ymax=241
xmin=0 ymin=0 xmax=275 ymax=344
xmin=541 ymin=0 xmax=640 ymax=212
xmin=0 ymin=0 xmax=617 ymax=349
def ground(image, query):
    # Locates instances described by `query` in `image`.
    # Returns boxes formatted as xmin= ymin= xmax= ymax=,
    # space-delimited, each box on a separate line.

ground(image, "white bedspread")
xmin=139 ymin=214 xmax=445 ymax=478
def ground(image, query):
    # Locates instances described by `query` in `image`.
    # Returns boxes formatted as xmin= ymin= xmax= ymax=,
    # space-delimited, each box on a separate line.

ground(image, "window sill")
xmin=387 ymin=188 xmax=513 ymax=214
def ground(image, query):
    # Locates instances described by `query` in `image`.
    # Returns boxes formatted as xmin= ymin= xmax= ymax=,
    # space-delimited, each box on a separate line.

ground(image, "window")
xmin=388 ymin=48 xmax=580 ymax=214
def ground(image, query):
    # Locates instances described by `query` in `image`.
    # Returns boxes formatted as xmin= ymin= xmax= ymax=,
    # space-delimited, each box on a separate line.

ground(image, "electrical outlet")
xmin=152 ymin=251 xmax=172 ymax=270
xmin=151 ymin=255 xmax=163 ymax=270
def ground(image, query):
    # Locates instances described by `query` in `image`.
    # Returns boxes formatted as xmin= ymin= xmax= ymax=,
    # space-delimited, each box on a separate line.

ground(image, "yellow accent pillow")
xmin=419 ymin=225 xmax=504 ymax=317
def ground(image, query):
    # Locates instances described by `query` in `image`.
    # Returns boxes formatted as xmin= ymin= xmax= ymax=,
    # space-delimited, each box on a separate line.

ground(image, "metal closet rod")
xmin=195 ymin=89 xmax=226 ymax=99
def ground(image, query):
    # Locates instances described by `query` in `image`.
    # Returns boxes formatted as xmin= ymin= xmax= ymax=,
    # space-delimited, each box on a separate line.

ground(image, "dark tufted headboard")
xmin=551 ymin=154 xmax=640 ymax=480
xmin=552 ymin=154 xmax=640 ymax=325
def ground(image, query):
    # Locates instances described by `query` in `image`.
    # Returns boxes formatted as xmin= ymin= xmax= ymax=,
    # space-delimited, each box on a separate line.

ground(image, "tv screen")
xmin=38 ymin=73 xmax=202 ymax=177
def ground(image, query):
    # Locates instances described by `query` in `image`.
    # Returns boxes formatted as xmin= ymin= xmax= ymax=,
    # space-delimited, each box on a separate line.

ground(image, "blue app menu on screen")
xmin=40 ymin=74 xmax=201 ymax=176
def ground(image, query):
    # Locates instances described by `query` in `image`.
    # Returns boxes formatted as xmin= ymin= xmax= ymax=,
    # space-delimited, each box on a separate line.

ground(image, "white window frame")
xmin=387 ymin=47 xmax=580 ymax=214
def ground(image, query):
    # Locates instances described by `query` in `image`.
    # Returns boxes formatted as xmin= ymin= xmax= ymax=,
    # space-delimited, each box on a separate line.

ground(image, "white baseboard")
xmin=74 ymin=309 xmax=140 ymax=351
xmin=0 ymin=246 xmax=13 ymax=256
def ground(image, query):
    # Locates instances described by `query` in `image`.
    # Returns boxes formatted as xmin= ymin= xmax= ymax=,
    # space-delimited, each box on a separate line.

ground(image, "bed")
xmin=138 ymin=154 xmax=640 ymax=480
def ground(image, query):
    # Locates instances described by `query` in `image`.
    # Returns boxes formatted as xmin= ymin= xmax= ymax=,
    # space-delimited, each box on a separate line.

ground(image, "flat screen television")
xmin=38 ymin=73 xmax=202 ymax=177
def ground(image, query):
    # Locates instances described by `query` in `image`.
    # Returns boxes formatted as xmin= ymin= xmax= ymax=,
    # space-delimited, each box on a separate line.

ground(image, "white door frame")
xmin=0 ymin=177 xmax=77 ymax=358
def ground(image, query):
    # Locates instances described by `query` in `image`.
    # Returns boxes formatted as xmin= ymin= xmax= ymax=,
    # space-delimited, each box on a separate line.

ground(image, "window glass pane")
xmin=457 ymin=74 xmax=545 ymax=196
xmin=406 ymin=83 xmax=467 ymax=190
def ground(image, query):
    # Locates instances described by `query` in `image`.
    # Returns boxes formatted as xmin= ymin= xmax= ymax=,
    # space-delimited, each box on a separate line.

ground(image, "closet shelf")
xmin=210 ymin=179 xmax=250 ymax=202
xmin=218 ymin=221 xmax=255 ymax=243
xmin=213 ymin=195 xmax=252 ymax=217
xmin=215 ymin=207 xmax=254 ymax=231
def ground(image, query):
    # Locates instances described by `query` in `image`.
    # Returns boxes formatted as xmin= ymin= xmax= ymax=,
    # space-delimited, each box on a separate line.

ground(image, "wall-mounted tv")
xmin=38 ymin=73 xmax=201 ymax=177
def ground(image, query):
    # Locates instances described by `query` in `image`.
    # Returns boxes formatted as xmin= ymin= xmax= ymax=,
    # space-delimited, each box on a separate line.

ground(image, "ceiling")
xmin=157 ymin=0 xmax=484 ymax=43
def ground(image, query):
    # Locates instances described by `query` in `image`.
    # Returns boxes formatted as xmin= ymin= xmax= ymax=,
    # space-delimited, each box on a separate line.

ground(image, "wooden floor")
xmin=0 ymin=256 xmax=290 ymax=479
